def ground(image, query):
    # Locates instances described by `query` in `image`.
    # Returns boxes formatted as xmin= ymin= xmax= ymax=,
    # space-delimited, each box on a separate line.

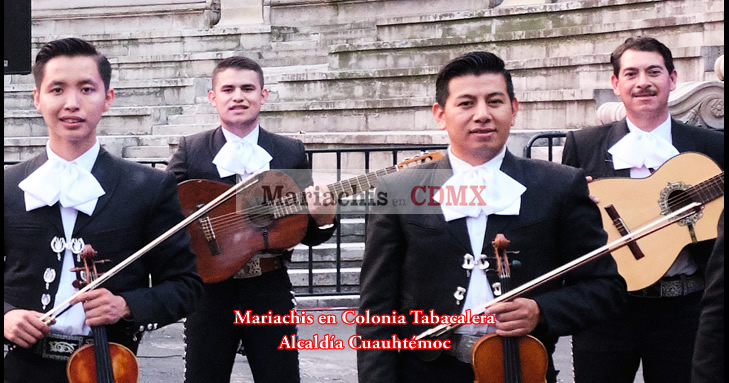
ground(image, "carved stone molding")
xmin=715 ymin=55 xmax=724 ymax=82
xmin=596 ymin=81 xmax=724 ymax=130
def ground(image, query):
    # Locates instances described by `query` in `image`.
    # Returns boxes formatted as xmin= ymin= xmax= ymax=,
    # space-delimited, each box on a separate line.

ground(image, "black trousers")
xmin=573 ymin=291 xmax=702 ymax=383
xmin=4 ymin=348 xmax=68 ymax=383
xmin=184 ymin=268 xmax=300 ymax=383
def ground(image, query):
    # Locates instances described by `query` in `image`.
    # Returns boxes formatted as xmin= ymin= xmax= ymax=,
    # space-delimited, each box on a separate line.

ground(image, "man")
xmin=562 ymin=36 xmax=724 ymax=383
xmin=357 ymin=51 xmax=626 ymax=383
xmin=4 ymin=37 xmax=202 ymax=383
xmin=167 ymin=56 xmax=337 ymax=382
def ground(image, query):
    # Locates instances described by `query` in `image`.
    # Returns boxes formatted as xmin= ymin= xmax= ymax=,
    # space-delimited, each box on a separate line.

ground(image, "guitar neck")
xmin=692 ymin=172 xmax=725 ymax=204
xmin=270 ymin=165 xmax=401 ymax=219
xmin=326 ymin=165 xmax=401 ymax=199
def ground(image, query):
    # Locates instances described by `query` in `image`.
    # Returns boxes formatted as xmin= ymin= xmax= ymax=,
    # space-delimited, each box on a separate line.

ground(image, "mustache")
xmin=632 ymin=88 xmax=658 ymax=97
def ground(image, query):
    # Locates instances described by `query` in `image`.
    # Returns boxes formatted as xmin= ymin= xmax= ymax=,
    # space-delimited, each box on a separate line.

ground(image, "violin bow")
xmin=40 ymin=170 xmax=266 ymax=324
xmin=416 ymin=201 xmax=704 ymax=340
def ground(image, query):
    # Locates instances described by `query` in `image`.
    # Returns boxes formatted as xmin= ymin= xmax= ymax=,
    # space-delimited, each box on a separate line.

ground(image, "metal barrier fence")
xmin=4 ymin=145 xmax=449 ymax=297
xmin=523 ymin=132 xmax=567 ymax=160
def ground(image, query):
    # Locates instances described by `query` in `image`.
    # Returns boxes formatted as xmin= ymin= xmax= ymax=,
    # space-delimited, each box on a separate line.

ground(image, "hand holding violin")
xmin=3 ymin=309 xmax=52 ymax=348
xmin=70 ymin=289 xmax=131 ymax=327
xmin=486 ymin=298 xmax=543 ymax=337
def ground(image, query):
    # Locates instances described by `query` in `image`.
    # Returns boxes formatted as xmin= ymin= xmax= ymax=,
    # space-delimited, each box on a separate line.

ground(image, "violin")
xmin=66 ymin=244 xmax=139 ymax=383
xmin=471 ymin=234 xmax=548 ymax=383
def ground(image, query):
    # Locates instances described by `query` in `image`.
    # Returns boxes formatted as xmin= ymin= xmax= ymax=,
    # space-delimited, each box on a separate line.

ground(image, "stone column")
xmin=216 ymin=0 xmax=264 ymax=26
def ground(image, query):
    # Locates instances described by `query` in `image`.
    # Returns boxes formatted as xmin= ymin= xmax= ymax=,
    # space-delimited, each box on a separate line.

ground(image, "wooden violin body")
xmin=66 ymin=244 xmax=140 ymax=383
xmin=470 ymin=234 xmax=548 ymax=383
xmin=471 ymin=334 xmax=548 ymax=383
xmin=67 ymin=343 xmax=139 ymax=383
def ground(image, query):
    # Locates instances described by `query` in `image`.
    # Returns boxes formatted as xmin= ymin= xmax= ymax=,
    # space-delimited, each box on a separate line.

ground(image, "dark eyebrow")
xmin=455 ymin=91 xmax=505 ymax=100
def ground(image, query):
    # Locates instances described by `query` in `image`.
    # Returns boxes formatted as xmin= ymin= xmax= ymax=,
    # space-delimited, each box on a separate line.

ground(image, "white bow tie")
xmin=18 ymin=159 xmax=105 ymax=215
xmin=213 ymin=139 xmax=272 ymax=178
xmin=608 ymin=131 xmax=679 ymax=171
xmin=436 ymin=167 xmax=526 ymax=221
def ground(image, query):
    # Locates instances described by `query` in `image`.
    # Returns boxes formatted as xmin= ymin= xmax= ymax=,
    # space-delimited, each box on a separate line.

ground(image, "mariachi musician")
xmin=167 ymin=56 xmax=337 ymax=383
xmin=562 ymin=37 xmax=724 ymax=383
xmin=4 ymin=37 xmax=202 ymax=383
xmin=356 ymin=51 xmax=627 ymax=383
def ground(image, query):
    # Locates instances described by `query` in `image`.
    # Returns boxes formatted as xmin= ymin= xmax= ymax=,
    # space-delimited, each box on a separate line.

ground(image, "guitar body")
xmin=178 ymin=171 xmax=308 ymax=283
xmin=589 ymin=152 xmax=724 ymax=291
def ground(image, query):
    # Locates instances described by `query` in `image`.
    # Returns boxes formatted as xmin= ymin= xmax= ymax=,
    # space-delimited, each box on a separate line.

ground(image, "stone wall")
xmin=4 ymin=0 xmax=724 ymax=166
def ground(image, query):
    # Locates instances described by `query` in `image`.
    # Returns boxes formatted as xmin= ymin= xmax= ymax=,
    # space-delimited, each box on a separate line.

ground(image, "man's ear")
xmin=611 ymin=74 xmax=620 ymax=96
xmin=432 ymin=103 xmax=446 ymax=131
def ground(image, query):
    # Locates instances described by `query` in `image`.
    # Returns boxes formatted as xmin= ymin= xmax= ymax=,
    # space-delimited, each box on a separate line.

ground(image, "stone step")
xmin=329 ymin=11 xmax=724 ymax=70
xmin=288 ymin=267 xmax=360 ymax=293
xmin=267 ymin=0 xmax=504 ymax=27
xmin=3 ymin=106 xmax=182 ymax=138
xmin=271 ymin=48 xmax=714 ymax=103
xmin=291 ymin=242 xmax=365 ymax=267
xmin=108 ymin=50 xmax=330 ymax=81
xmin=5 ymin=79 xmax=199 ymax=109
xmin=32 ymin=1 xmax=220 ymax=35
xmin=3 ymin=134 xmax=177 ymax=162
xmin=371 ymin=0 xmax=721 ymax=42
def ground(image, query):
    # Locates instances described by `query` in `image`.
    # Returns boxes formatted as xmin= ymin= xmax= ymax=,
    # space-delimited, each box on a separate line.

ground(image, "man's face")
xmin=33 ymin=55 xmax=113 ymax=153
xmin=433 ymin=73 xmax=518 ymax=165
xmin=209 ymin=68 xmax=268 ymax=135
xmin=612 ymin=49 xmax=677 ymax=122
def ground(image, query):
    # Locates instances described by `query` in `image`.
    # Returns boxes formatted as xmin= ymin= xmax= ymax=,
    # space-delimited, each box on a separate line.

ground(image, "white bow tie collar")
xmin=608 ymin=130 xmax=679 ymax=170
xmin=19 ymin=158 xmax=105 ymax=215
xmin=213 ymin=138 xmax=273 ymax=178
xmin=435 ymin=166 xmax=526 ymax=221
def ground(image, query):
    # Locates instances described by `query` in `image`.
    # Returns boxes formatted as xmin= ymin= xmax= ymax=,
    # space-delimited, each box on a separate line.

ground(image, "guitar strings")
xmin=201 ymin=171 xmax=724 ymax=236
xmin=193 ymin=155 xmax=440 ymax=233
xmin=203 ymin=167 xmax=397 ymax=231
xmin=200 ymin=171 xmax=723 ymax=236
xmin=662 ymin=173 xmax=724 ymax=209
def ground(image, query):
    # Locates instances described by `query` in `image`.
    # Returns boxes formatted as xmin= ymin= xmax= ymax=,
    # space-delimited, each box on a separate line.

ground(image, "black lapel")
xmin=73 ymin=148 xmax=119 ymax=234
xmin=670 ymin=119 xmax=697 ymax=153
xmin=435 ymin=154 xmax=473 ymax=254
xmin=603 ymin=120 xmax=631 ymax=178
xmin=210 ymin=126 xmax=237 ymax=185
xmin=257 ymin=127 xmax=279 ymax=169
xmin=482 ymin=151 xmax=520 ymax=249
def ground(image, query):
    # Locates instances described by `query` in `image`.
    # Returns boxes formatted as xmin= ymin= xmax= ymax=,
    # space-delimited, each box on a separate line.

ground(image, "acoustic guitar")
xmin=177 ymin=152 xmax=443 ymax=283
xmin=589 ymin=152 xmax=724 ymax=291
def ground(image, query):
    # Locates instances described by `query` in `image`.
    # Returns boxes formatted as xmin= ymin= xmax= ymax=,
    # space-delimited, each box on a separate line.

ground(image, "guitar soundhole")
xmin=247 ymin=204 xmax=274 ymax=227
xmin=659 ymin=182 xmax=702 ymax=227
xmin=666 ymin=189 xmax=693 ymax=212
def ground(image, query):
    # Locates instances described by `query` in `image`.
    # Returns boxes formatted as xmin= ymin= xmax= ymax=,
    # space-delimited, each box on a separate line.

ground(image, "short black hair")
xmin=435 ymin=51 xmax=515 ymax=106
xmin=610 ymin=36 xmax=675 ymax=77
xmin=211 ymin=56 xmax=265 ymax=89
xmin=32 ymin=37 xmax=111 ymax=91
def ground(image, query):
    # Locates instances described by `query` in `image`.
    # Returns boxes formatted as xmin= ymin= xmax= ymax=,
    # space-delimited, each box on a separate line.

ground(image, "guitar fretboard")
xmin=689 ymin=172 xmax=724 ymax=204
xmin=270 ymin=165 xmax=402 ymax=219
